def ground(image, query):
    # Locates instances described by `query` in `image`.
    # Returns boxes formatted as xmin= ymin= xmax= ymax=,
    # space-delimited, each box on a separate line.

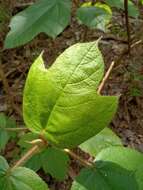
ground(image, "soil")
xmin=0 ymin=1 xmax=143 ymax=189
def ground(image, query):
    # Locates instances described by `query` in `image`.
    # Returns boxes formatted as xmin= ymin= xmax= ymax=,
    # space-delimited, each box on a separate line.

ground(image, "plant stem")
xmin=64 ymin=149 xmax=93 ymax=167
xmin=5 ymin=127 xmax=28 ymax=131
xmin=11 ymin=144 xmax=40 ymax=170
xmin=97 ymin=61 xmax=115 ymax=94
xmin=124 ymin=0 xmax=131 ymax=53
xmin=73 ymin=0 xmax=78 ymax=7
xmin=97 ymin=39 xmax=142 ymax=94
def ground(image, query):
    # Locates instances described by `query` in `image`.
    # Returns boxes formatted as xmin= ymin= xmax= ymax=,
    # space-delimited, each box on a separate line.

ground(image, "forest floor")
xmin=0 ymin=0 xmax=143 ymax=189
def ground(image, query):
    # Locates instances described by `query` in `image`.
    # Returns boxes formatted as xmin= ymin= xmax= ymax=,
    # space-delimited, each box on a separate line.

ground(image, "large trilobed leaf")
xmin=23 ymin=41 xmax=118 ymax=148
xmin=0 ymin=156 xmax=48 ymax=190
xmin=4 ymin=0 xmax=71 ymax=49
xmin=71 ymin=147 xmax=143 ymax=190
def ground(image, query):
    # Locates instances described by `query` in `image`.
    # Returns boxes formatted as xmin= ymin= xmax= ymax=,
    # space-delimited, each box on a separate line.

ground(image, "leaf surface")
xmin=0 ymin=113 xmax=17 ymax=150
xmin=71 ymin=147 xmax=143 ymax=190
xmin=77 ymin=3 xmax=112 ymax=31
xmin=23 ymin=41 xmax=118 ymax=148
xmin=79 ymin=127 xmax=122 ymax=156
xmin=41 ymin=148 xmax=69 ymax=180
xmin=0 ymin=156 xmax=49 ymax=190
xmin=5 ymin=0 xmax=71 ymax=48
xmin=105 ymin=0 xmax=139 ymax=18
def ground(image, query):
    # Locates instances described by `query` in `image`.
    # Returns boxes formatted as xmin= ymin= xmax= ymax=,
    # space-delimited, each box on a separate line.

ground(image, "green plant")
xmin=1 ymin=41 xmax=143 ymax=189
xmin=4 ymin=0 xmax=139 ymax=48
xmin=0 ymin=113 xmax=17 ymax=151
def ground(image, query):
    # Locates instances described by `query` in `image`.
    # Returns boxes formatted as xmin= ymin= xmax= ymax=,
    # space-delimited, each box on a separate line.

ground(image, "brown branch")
xmin=5 ymin=127 xmax=28 ymax=132
xmin=97 ymin=61 xmax=115 ymax=94
xmin=64 ymin=149 xmax=93 ymax=167
xmin=11 ymin=144 xmax=39 ymax=170
xmin=73 ymin=0 xmax=79 ymax=7
xmin=11 ymin=138 xmax=46 ymax=170
xmin=124 ymin=0 xmax=131 ymax=53
xmin=14 ymin=2 xmax=33 ymax=8
xmin=97 ymin=39 xmax=142 ymax=93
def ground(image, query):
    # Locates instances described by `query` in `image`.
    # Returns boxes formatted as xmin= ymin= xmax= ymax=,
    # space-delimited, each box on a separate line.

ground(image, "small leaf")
xmin=25 ymin=154 xmax=42 ymax=172
xmin=18 ymin=132 xmax=39 ymax=149
xmin=18 ymin=132 xmax=42 ymax=171
xmin=77 ymin=2 xmax=112 ymax=31
xmin=79 ymin=127 xmax=122 ymax=156
xmin=4 ymin=0 xmax=71 ymax=49
xmin=0 ymin=156 xmax=9 ymax=173
xmin=41 ymin=147 xmax=69 ymax=180
xmin=0 ymin=114 xmax=9 ymax=150
xmin=0 ymin=114 xmax=17 ymax=150
xmin=23 ymin=41 xmax=118 ymax=148
xmin=0 ymin=113 xmax=7 ymax=128
xmin=71 ymin=147 xmax=143 ymax=190
xmin=0 ymin=129 xmax=9 ymax=150
xmin=20 ymin=147 xmax=69 ymax=180
xmin=0 ymin=156 xmax=49 ymax=190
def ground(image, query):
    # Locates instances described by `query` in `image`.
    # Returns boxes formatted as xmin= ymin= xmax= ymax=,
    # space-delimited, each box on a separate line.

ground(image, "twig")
xmin=97 ymin=61 xmax=115 ymax=94
xmin=5 ymin=127 xmax=28 ymax=132
xmin=73 ymin=0 xmax=79 ymax=7
xmin=131 ymin=40 xmax=142 ymax=48
xmin=11 ymin=144 xmax=39 ymax=170
xmin=124 ymin=0 xmax=131 ymax=53
xmin=11 ymin=138 xmax=46 ymax=170
xmin=68 ymin=167 xmax=77 ymax=179
xmin=14 ymin=2 xmax=33 ymax=8
xmin=97 ymin=39 xmax=142 ymax=93
xmin=64 ymin=149 xmax=93 ymax=167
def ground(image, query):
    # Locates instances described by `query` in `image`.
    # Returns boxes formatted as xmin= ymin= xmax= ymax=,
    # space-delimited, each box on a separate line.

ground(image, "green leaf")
xmin=41 ymin=147 xmax=69 ymax=180
xmin=105 ymin=0 xmax=139 ymax=18
xmin=79 ymin=127 xmax=122 ymax=156
xmin=0 ymin=156 xmax=9 ymax=173
xmin=96 ymin=147 xmax=143 ymax=171
xmin=71 ymin=147 xmax=143 ymax=190
xmin=0 ymin=113 xmax=7 ymax=127
xmin=25 ymin=154 xmax=42 ymax=172
xmin=18 ymin=132 xmax=42 ymax=171
xmin=18 ymin=132 xmax=39 ymax=149
xmin=19 ymin=144 xmax=69 ymax=180
xmin=0 ymin=156 xmax=49 ymax=190
xmin=18 ymin=135 xmax=69 ymax=179
xmin=4 ymin=0 xmax=71 ymax=49
xmin=0 ymin=129 xmax=9 ymax=150
xmin=0 ymin=114 xmax=17 ymax=150
xmin=23 ymin=41 xmax=118 ymax=148
xmin=77 ymin=2 xmax=112 ymax=31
